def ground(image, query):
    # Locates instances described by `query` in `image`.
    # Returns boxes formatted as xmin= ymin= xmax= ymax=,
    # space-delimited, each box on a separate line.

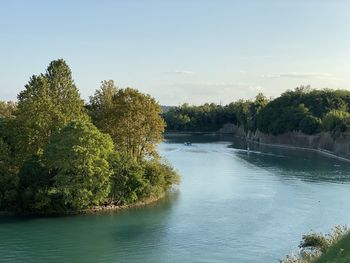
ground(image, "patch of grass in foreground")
xmin=281 ymin=226 xmax=350 ymax=263
xmin=313 ymin=233 xmax=350 ymax=263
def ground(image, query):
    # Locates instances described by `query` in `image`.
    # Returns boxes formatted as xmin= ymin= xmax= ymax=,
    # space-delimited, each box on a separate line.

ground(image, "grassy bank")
xmin=313 ymin=233 xmax=350 ymax=263
xmin=282 ymin=226 xmax=350 ymax=263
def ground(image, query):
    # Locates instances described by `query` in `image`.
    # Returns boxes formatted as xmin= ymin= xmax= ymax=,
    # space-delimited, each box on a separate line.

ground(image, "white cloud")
xmin=260 ymin=72 xmax=343 ymax=81
xmin=164 ymin=70 xmax=194 ymax=75
xmin=164 ymin=81 xmax=259 ymax=88
xmin=155 ymin=81 xmax=264 ymax=105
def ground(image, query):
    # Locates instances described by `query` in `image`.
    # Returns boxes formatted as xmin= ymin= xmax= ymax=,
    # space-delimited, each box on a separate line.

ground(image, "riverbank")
xmin=165 ymin=129 xmax=350 ymax=162
xmin=313 ymin=233 xmax=350 ymax=263
xmin=248 ymin=140 xmax=350 ymax=162
xmin=249 ymin=130 xmax=350 ymax=162
xmin=0 ymin=193 xmax=166 ymax=217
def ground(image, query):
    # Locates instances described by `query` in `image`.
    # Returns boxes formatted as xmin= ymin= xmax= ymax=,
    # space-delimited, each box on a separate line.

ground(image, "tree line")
xmin=0 ymin=59 xmax=179 ymax=214
xmin=163 ymin=86 xmax=350 ymax=136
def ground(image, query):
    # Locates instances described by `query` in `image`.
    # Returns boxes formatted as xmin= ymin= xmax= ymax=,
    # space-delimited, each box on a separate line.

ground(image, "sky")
xmin=1 ymin=0 xmax=350 ymax=105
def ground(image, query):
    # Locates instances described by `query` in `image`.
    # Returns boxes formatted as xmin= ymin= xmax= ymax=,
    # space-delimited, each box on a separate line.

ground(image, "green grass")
xmin=313 ymin=233 xmax=350 ymax=263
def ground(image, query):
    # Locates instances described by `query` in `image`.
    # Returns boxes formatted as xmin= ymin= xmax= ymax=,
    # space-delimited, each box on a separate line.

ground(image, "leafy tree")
xmin=18 ymin=155 xmax=52 ymax=212
xmin=14 ymin=59 xmax=89 ymax=160
xmin=322 ymin=110 xmax=350 ymax=132
xmin=0 ymin=138 xmax=18 ymax=210
xmin=108 ymin=153 xmax=180 ymax=205
xmin=0 ymin=101 xmax=17 ymax=118
xmin=89 ymin=83 xmax=165 ymax=160
xmin=246 ymin=93 xmax=269 ymax=131
xmin=142 ymin=159 xmax=180 ymax=199
xmin=108 ymin=152 xmax=147 ymax=205
xmin=257 ymin=87 xmax=350 ymax=135
xmin=43 ymin=121 xmax=114 ymax=210
xmin=299 ymin=115 xmax=322 ymax=135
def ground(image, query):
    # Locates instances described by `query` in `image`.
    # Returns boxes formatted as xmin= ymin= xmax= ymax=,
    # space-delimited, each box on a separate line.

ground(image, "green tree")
xmin=0 ymin=138 xmax=18 ymax=210
xmin=43 ymin=121 xmax=114 ymax=211
xmin=299 ymin=115 xmax=322 ymax=135
xmin=89 ymin=83 xmax=165 ymax=160
xmin=142 ymin=159 xmax=180 ymax=199
xmin=18 ymin=155 xmax=52 ymax=212
xmin=0 ymin=101 xmax=17 ymax=118
xmin=108 ymin=152 xmax=147 ymax=205
xmin=14 ymin=59 xmax=89 ymax=160
xmin=322 ymin=110 xmax=350 ymax=132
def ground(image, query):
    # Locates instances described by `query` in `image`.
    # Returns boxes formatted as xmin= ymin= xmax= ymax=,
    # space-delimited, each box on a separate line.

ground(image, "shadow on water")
xmin=0 ymin=190 xmax=180 ymax=224
xmin=164 ymin=133 xmax=234 ymax=144
xmin=0 ymin=191 xmax=180 ymax=262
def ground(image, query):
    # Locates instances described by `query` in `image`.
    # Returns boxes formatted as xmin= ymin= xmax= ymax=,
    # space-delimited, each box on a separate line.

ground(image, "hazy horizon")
xmin=1 ymin=0 xmax=350 ymax=105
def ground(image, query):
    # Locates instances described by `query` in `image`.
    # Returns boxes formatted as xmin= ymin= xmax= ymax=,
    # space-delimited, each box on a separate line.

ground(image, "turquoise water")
xmin=2 ymin=134 xmax=350 ymax=262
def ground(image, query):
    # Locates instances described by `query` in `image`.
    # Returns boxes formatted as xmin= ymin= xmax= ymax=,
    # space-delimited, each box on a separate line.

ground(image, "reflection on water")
xmin=166 ymin=133 xmax=350 ymax=184
xmin=234 ymin=144 xmax=350 ymax=184
xmin=2 ymin=134 xmax=350 ymax=263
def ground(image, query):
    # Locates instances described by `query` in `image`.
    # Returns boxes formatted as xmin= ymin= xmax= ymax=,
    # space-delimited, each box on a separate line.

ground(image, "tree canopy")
xmin=14 ymin=59 xmax=89 ymax=161
xmin=43 ymin=121 xmax=114 ymax=210
xmin=0 ymin=60 xmax=179 ymax=214
xmin=89 ymin=81 xmax=165 ymax=160
xmin=163 ymin=87 xmax=350 ymax=135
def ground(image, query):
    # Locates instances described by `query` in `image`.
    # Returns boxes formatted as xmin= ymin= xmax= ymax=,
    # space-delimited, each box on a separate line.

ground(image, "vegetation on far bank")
xmin=0 ymin=59 xmax=179 ymax=215
xmin=163 ymin=86 xmax=350 ymax=136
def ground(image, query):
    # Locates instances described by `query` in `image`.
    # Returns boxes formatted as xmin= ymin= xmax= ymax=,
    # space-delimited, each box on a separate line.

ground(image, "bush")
xmin=108 ymin=152 xmax=147 ymax=205
xmin=142 ymin=159 xmax=180 ymax=198
xmin=281 ymin=225 xmax=349 ymax=263
xmin=299 ymin=115 xmax=322 ymax=135
xmin=322 ymin=110 xmax=350 ymax=132
xmin=108 ymin=154 xmax=180 ymax=205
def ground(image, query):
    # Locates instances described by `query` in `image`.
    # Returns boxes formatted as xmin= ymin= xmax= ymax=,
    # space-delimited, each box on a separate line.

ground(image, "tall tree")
xmin=89 ymin=83 xmax=165 ymax=161
xmin=14 ymin=59 xmax=89 ymax=160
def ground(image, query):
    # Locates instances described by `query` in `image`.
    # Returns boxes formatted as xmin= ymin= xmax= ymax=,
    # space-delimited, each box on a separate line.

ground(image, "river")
xmin=1 ymin=134 xmax=350 ymax=262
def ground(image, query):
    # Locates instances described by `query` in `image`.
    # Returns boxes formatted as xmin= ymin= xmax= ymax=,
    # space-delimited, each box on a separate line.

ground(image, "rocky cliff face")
xmin=218 ymin=123 xmax=350 ymax=159
xmin=218 ymin=123 xmax=246 ymax=137
xmin=249 ymin=130 xmax=350 ymax=159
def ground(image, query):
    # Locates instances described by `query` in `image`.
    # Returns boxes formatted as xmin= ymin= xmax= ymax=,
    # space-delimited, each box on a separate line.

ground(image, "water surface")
xmin=1 ymin=134 xmax=350 ymax=262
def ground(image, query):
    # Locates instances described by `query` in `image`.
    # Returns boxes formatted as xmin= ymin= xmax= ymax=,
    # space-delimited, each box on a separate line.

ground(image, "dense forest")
xmin=0 ymin=59 xmax=179 ymax=214
xmin=163 ymin=86 xmax=350 ymax=136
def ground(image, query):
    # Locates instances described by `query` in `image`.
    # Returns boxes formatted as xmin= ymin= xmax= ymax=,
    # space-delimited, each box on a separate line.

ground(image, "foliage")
xmin=142 ymin=159 xmax=180 ymax=198
xmin=163 ymin=94 xmax=268 ymax=133
xmin=164 ymin=87 xmax=350 ymax=136
xmin=89 ymin=82 xmax=165 ymax=160
xmin=322 ymin=110 xmax=350 ymax=133
xmin=109 ymin=153 xmax=180 ymax=205
xmin=258 ymin=87 xmax=350 ymax=135
xmin=0 ymin=60 xmax=179 ymax=214
xmin=281 ymin=225 xmax=350 ymax=263
xmin=0 ymin=101 xmax=17 ymax=118
xmin=0 ymin=138 xmax=18 ymax=210
xmin=18 ymin=155 xmax=52 ymax=212
xmin=108 ymin=152 xmax=147 ymax=205
xmin=299 ymin=115 xmax=322 ymax=135
xmin=14 ymin=59 xmax=89 ymax=161
xmin=43 ymin=121 xmax=114 ymax=211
